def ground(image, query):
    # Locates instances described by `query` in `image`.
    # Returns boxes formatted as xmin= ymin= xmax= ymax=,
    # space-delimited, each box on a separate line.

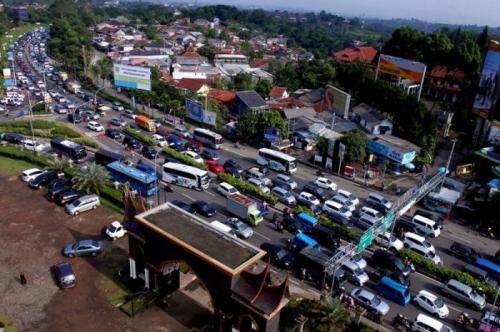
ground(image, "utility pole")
xmin=26 ymin=91 xmax=36 ymax=155
xmin=440 ymin=138 xmax=457 ymax=190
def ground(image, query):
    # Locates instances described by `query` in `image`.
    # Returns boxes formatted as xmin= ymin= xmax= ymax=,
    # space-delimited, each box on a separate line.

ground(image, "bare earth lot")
xmin=0 ymin=174 xmax=210 ymax=332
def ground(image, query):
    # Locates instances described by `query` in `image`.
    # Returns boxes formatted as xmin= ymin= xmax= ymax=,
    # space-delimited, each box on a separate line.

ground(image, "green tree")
xmin=72 ymin=162 xmax=110 ymax=195
xmin=233 ymin=72 xmax=255 ymax=91
xmin=254 ymin=79 xmax=273 ymax=97
xmin=340 ymin=129 xmax=367 ymax=163
xmin=49 ymin=157 xmax=70 ymax=173
xmin=197 ymin=45 xmax=215 ymax=61
xmin=315 ymin=135 xmax=330 ymax=167
xmin=235 ymin=111 xmax=258 ymax=140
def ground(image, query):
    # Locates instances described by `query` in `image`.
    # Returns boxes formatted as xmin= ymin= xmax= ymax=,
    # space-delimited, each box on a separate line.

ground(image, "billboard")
xmin=3 ymin=68 xmax=12 ymax=79
xmin=472 ymin=41 xmax=500 ymax=119
xmin=185 ymin=99 xmax=217 ymax=126
xmin=325 ymin=85 xmax=351 ymax=119
xmin=377 ymin=54 xmax=426 ymax=82
xmin=113 ymin=63 xmax=151 ymax=91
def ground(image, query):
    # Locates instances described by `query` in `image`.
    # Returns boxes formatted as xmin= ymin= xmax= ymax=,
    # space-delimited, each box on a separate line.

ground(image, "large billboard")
xmin=113 ymin=63 xmax=151 ymax=91
xmin=472 ymin=41 xmax=500 ymax=119
xmin=185 ymin=99 xmax=217 ymax=126
xmin=325 ymin=85 xmax=351 ymax=119
xmin=377 ymin=54 xmax=426 ymax=82
xmin=2 ymin=68 xmax=14 ymax=86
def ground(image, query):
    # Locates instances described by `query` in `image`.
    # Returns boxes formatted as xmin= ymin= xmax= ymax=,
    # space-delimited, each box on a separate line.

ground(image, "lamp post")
xmin=440 ymin=138 xmax=457 ymax=190
xmin=94 ymin=86 xmax=104 ymax=109
xmin=26 ymin=91 xmax=36 ymax=155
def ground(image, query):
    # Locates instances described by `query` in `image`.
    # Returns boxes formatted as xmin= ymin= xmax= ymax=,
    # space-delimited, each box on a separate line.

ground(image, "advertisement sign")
xmin=325 ymin=85 xmax=351 ymax=119
xmin=3 ymin=68 xmax=12 ymax=79
xmin=203 ymin=111 xmax=217 ymax=126
xmin=113 ymin=63 xmax=151 ymax=91
xmin=378 ymin=54 xmax=426 ymax=82
xmin=367 ymin=140 xmax=417 ymax=165
xmin=472 ymin=41 xmax=500 ymax=118
xmin=338 ymin=142 xmax=346 ymax=160
xmin=186 ymin=99 xmax=204 ymax=122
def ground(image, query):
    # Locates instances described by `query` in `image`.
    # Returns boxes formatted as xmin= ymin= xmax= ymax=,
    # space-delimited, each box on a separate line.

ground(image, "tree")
xmin=233 ymin=72 xmax=254 ymax=91
xmin=49 ymin=157 xmax=70 ymax=173
xmin=72 ymin=162 xmax=110 ymax=195
xmin=314 ymin=136 xmax=330 ymax=167
xmin=340 ymin=129 xmax=367 ymax=163
xmin=254 ymin=79 xmax=272 ymax=97
xmin=235 ymin=111 xmax=258 ymax=140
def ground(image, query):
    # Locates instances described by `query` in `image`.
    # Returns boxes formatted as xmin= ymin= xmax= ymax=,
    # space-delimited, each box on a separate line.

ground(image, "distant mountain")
xmin=362 ymin=17 xmax=500 ymax=35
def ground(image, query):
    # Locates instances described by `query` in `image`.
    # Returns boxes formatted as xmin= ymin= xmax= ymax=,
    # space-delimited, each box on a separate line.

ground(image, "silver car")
xmin=271 ymin=186 xmax=296 ymax=206
xmin=224 ymin=217 xmax=253 ymax=239
xmin=63 ymin=239 xmax=104 ymax=257
xmin=351 ymin=288 xmax=390 ymax=315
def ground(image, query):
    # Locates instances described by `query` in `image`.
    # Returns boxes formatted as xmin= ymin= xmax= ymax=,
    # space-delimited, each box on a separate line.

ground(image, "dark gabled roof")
xmin=236 ymin=90 xmax=267 ymax=108
xmin=352 ymin=103 xmax=388 ymax=125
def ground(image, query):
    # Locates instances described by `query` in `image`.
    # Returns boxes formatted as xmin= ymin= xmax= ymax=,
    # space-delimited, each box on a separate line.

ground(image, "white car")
xmin=181 ymin=151 xmax=203 ymax=163
xmin=298 ymin=191 xmax=320 ymax=206
xmin=375 ymin=232 xmax=404 ymax=251
xmin=414 ymin=290 xmax=450 ymax=318
xmin=337 ymin=189 xmax=359 ymax=206
xmin=152 ymin=134 xmax=167 ymax=147
xmin=314 ymin=177 xmax=337 ymax=191
xmin=217 ymin=182 xmax=239 ymax=197
xmin=21 ymin=168 xmax=43 ymax=182
xmin=174 ymin=126 xmax=191 ymax=139
xmin=87 ymin=121 xmax=104 ymax=132
xmin=105 ymin=221 xmax=127 ymax=240
xmin=23 ymin=139 xmax=46 ymax=152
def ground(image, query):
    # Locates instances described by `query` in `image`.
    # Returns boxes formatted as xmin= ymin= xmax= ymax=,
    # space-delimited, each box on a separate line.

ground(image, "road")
xmin=5 ymin=27 xmax=500 ymax=330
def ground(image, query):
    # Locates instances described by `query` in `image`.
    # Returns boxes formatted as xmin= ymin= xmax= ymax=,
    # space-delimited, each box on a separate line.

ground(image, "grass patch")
xmin=100 ymin=196 xmax=124 ymax=214
xmin=0 ymin=155 xmax=37 ymax=176
xmin=0 ymin=312 xmax=17 ymax=332
xmin=99 ymin=264 xmax=129 ymax=307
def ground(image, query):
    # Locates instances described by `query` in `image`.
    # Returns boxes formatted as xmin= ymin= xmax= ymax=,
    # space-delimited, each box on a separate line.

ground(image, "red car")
xmin=205 ymin=160 xmax=224 ymax=174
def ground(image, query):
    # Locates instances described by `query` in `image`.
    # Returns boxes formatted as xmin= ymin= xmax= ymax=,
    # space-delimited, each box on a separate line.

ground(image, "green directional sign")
xmin=357 ymin=228 xmax=374 ymax=253
xmin=381 ymin=211 xmax=395 ymax=232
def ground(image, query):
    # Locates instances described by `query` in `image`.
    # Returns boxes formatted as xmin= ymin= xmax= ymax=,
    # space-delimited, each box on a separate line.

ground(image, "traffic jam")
xmin=2 ymin=27 xmax=500 ymax=332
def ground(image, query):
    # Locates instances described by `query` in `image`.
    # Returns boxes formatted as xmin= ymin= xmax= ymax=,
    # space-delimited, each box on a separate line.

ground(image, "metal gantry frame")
xmin=323 ymin=171 xmax=447 ymax=291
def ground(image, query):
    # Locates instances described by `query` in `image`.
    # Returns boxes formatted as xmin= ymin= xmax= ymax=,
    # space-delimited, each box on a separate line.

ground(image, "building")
xmin=233 ymin=91 xmax=268 ymax=117
xmin=172 ymin=51 xmax=219 ymax=80
xmin=214 ymin=54 xmax=251 ymax=78
xmin=352 ymin=103 xmax=393 ymax=135
xmin=8 ymin=5 xmax=29 ymax=22
xmin=367 ymin=134 xmax=420 ymax=173
xmin=208 ymin=89 xmax=236 ymax=105
xmin=269 ymin=87 xmax=289 ymax=101
xmin=425 ymin=66 xmax=465 ymax=103
xmin=172 ymin=78 xmax=209 ymax=95
xmin=332 ymin=46 xmax=378 ymax=64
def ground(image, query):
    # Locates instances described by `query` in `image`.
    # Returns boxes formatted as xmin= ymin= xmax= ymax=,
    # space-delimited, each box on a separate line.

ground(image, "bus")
xmin=475 ymin=258 xmax=500 ymax=280
xmin=94 ymin=149 xmax=125 ymax=166
xmin=50 ymin=138 xmax=87 ymax=163
xmin=106 ymin=161 xmax=159 ymax=197
xmin=162 ymin=162 xmax=211 ymax=190
xmin=256 ymin=148 xmax=297 ymax=174
xmin=192 ymin=128 xmax=223 ymax=149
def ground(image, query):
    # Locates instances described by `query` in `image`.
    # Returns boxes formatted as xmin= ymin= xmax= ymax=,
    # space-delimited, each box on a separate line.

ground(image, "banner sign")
xmin=472 ymin=41 xmax=500 ymax=118
xmin=325 ymin=85 xmax=351 ymax=119
xmin=186 ymin=99 xmax=204 ymax=122
xmin=378 ymin=54 xmax=426 ymax=82
xmin=113 ymin=63 xmax=151 ymax=91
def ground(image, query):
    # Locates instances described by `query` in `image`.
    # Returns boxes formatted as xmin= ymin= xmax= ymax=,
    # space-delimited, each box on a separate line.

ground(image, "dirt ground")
xmin=0 ymin=173 xmax=212 ymax=332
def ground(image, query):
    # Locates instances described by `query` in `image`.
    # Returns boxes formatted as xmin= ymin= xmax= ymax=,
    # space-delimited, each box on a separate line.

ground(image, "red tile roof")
xmin=181 ymin=50 xmax=202 ymax=58
xmin=333 ymin=46 xmax=377 ymax=64
xmin=430 ymin=65 xmax=447 ymax=79
xmin=208 ymin=89 xmax=236 ymax=104
xmin=173 ymin=78 xmax=207 ymax=91
xmin=250 ymin=58 xmax=269 ymax=68
xmin=447 ymin=68 xmax=465 ymax=81
xmin=269 ymin=86 xmax=287 ymax=99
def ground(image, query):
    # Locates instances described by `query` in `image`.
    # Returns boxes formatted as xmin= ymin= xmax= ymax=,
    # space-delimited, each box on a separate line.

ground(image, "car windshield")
xmin=276 ymin=250 xmax=287 ymax=260
xmin=423 ymin=241 xmax=432 ymax=248
xmin=394 ymin=259 xmax=405 ymax=270
xmin=108 ymin=225 xmax=117 ymax=232
xmin=340 ymin=206 xmax=349 ymax=213
xmin=389 ymin=234 xmax=397 ymax=242
xmin=354 ymin=268 xmax=364 ymax=276
xmin=236 ymin=223 xmax=247 ymax=231
xmin=72 ymin=199 xmax=81 ymax=206
xmin=370 ymin=295 xmax=381 ymax=306
xmin=434 ymin=298 xmax=444 ymax=308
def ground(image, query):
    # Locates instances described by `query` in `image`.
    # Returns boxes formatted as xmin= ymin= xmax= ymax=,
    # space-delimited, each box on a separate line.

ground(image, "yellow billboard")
xmin=378 ymin=54 xmax=426 ymax=82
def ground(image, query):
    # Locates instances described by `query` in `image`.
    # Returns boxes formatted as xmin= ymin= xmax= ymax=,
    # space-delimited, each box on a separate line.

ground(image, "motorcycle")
xmin=456 ymin=312 xmax=474 ymax=328
xmin=393 ymin=314 xmax=411 ymax=331
xmin=479 ymin=227 xmax=495 ymax=238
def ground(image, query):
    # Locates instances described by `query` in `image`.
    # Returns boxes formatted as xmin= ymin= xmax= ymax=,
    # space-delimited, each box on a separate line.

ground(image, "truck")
xmin=50 ymin=138 xmax=87 ymax=163
xmin=283 ymin=211 xmax=318 ymax=233
xmin=65 ymin=80 xmax=81 ymax=94
xmin=226 ymin=193 xmax=264 ymax=226
xmin=298 ymin=245 xmax=346 ymax=289
xmin=59 ymin=71 xmax=68 ymax=81
xmin=135 ymin=115 xmax=156 ymax=132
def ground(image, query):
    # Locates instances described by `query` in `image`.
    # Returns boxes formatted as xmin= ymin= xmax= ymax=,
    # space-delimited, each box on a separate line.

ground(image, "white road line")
xmin=254 ymin=231 xmax=271 ymax=241
xmin=447 ymin=233 xmax=473 ymax=244
xmin=415 ymin=271 xmax=444 ymax=286
xmin=223 ymin=147 xmax=246 ymax=157
xmin=181 ymin=193 xmax=194 ymax=201
xmin=205 ymin=191 xmax=215 ymax=197
xmin=447 ymin=305 xmax=463 ymax=312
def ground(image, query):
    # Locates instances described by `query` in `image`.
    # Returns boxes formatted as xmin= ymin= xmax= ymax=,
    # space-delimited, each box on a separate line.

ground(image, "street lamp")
xmin=26 ymin=91 xmax=36 ymax=155
xmin=94 ymin=86 xmax=105 ymax=109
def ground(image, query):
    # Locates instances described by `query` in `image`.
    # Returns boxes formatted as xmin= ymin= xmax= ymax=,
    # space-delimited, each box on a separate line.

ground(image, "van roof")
xmin=447 ymin=279 xmax=472 ymax=292
xmin=412 ymin=214 xmax=436 ymax=225
xmin=210 ymin=221 xmax=232 ymax=233
xmin=416 ymin=314 xmax=444 ymax=329
xmin=325 ymin=200 xmax=344 ymax=209
xmin=295 ymin=232 xmax=318 ymax=246
xmin=404 ymin=232 xmax=426 ymax=242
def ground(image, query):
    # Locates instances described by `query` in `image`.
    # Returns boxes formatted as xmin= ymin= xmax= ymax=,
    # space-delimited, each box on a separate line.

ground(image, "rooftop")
xmin=236 ymin=90 xmax=267 ymax=109
xmin=372 ymin=134 xmax=420 ymax=152
xmin=135 ymin=203 xmax=265 ymax=275
xmin=352 ymin=103 xmax=388 ymax=125
xmin=333 ymin=46 xmax=378 ymax=64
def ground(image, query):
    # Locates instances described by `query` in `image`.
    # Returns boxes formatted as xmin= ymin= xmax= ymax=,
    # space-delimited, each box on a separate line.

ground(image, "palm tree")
xmin=72 ymin=162 xmax=110 ymax=195
xmin=307 ymin=297 xmax=351 ymax=332
xmin=49 ymin=156 xmax=70 ymax=174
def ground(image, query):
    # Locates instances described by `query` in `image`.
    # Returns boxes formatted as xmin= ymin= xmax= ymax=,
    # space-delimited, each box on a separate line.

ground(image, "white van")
xmin=210 ymin=221 xmax=234 ymax=235
xmin=404 ymin=232 xmax=436 ymax=254
xmin=412 ymin=215 xmax=441 ymax=238
xmin=411 ymin=313 xmax=452 ymax=332
xmin=323 ymin=200 xmax=352 ymax=220
xmin=65 ymin=194 xmax=100 ymax=215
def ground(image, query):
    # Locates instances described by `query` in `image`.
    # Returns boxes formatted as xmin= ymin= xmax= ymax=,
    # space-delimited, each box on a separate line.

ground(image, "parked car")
xmin=105 ymin=128 xmax=122 ymax=139
xmin=142 ymin=145 xmax=159 ymax=159
xmin=63 ymin=239 xmax=104 ymax=257
xmin=65 ymin=194 xmax=100 ymax=215
xmin=225 ymin=217 xmax=253 ymax=239
xmin=54 ymin=188 xmax=81 ymax=205
xmin=302 ymin=182 xmax=329 ymax=201
xmin=28 ymin=169 xmax=59 ymax=189
xmin=87 ymin=121 xmax=104 ymax=132
xmin=52 ymin=262 xmax=76 ymax=289
xmin=21 ymin=168 xmax=43 ymax=182
xmin=414 ymin=290 xmax=450 ymax=318
xmin=200 ymin=149 xmax=219 ymax=161
xmin=23 ymin=139 xmax=46 ymax=152
xmin=191 ymin=200 xmax=216 ymax=217
xmin=105 ymin=221 xmax=127 ymax=240
xmin=314 ymin=177 xmax=337 ymax=191
xmin=449 ymin=242 xmax=481 ymax=263
xmin=217 ymin=182 xmax=239 ymax=197
xmin=171 ymin=200 xmax=196 ymax=214
xmin=260 ymin=242 xmax=294 ymax=269
xmin=47 ymin=179 xmax=72 ymax=200
xmin=350 ymin=288 xmax=390 ymax=316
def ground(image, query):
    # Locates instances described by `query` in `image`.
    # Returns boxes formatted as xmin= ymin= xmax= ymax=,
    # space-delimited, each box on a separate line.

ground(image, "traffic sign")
xmin=357 ymin=228 xmax=374 ymax=253
xmin=381 ymin=211 xmax=395 ymax=232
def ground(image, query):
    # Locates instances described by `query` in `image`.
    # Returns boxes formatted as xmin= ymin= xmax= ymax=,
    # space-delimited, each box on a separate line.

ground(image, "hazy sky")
xmin=195 ymin=0 xmax=500 ymax=26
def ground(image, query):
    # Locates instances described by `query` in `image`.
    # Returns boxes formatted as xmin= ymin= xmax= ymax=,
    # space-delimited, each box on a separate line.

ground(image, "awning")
xmin=404 ymin=162 xmax=415 ymax=169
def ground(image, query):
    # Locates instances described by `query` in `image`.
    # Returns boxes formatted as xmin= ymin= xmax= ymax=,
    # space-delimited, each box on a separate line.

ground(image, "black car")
xmin=52 ymin=262 xmax=76 ymax=289
xmin=260 ymin=243 xmax=295 ymax=269
xmin=54 ymin=188 xmax=81 ymax=205
xmin=449 ymin=242 xmax=481 ymax=263
xmin=28 ymin=169 xmax=59 ymax=189
xmin=185 ymin=142 xmax=201 ymax=153
xmin=164 ymin=156 xmax=179 ymax=164
xmin=105 ymin=128 xmax=122 ymax=139
xmin=306 ymin=224 xmax=340 ymax=250
xmin=48 ymin=183 xmax=72 ymax=201
xmin=142 ymin=145 xmax=159 ymax=159
xmin=3 ymin=132 xmax=25 ymax=144
xmin=171 ymin=200 xmax=196 ymax=214
xmin=302 ymin=182 xmax=329 ymax=201
xmin=283 ymin=215 xmax=304 ymax=234
xmin=370 ymin=249 xmax=413 ymax=277
xmin=191 ymin=200 xmax=217 ymax=217
xmin=123 ymin=136 xmax=141 ymax=150
xmin=67 ymin=113 xmax=81 ymax=123
xmin=200 ymin=149 xmax=219 ymax=161
xmin=223 ymin=159 xmax=243 ymax=177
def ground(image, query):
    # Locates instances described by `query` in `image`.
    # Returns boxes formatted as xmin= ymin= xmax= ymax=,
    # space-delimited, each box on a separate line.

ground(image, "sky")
xmin=193 ymin=0 xmax=500 ymax=26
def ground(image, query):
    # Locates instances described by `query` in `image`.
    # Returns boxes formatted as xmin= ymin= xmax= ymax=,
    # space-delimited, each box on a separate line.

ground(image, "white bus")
xmin=192 ymin=128 xmax=223 ymax=149
xmin=162 ymin=162 xmax=211 ymax=190
xmin=256 ymin=148 xmax=297 ymax=174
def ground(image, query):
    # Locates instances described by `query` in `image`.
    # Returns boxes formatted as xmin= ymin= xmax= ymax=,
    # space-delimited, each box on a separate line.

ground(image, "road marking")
xmin=254 ymin=231 xmax=271 ymax=241
xmin=205 ymin=191 xmax=215 ymax=197
xmin=222 ymin=147 xmax=246 ymax=157
xmin=447 ymin=305 xmax=463 ymax=312
xmin=181 ymin=194 xmax=194 ymax=201
xmin=294 ymin=174 xmax=308 ymax=181
xmin=447 ymin=233 xmax=473 ymax=244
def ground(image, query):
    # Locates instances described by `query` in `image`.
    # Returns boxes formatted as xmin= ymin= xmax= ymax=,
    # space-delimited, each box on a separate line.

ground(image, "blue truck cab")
xmin=289 ymin=233 xmax=319 ymax=252
xmin=296 ymin=212 xmax=318 ymax=231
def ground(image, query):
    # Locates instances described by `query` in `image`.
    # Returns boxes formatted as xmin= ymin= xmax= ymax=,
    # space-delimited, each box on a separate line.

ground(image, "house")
xmin=208 ymin=38 xmax=226 ymax=49
xmin=193 ymin=18 xmax=211 ymax=28
xmin=250 ymin=58 xmax=270 ymax=71
xmin=233 ymin=91 xmax=268 ymax=117
xmin=332 ymin=46 xmax=378 ymax=64
xmin=298 ymin=52 xmax=314 ymax=62
xmin=172 ymin=79 xmax=209 ymax=95
xmin=367 ymin=134 xmax=420 ymax=171
xmin=269 ymin=87 xmax=288 ymax=101
xmin=215 ymin=54 xmax=251 ymax=79
xmin=425 ymin=66 xmax=465 ymax=103
xmin=352 ymin=103 xmax=393 ymax=135
xmin=172 ymin=51 xmax=220 ymax=80
xmin=291 ymin=88 xmax=328 ymax=112
xmin=208 ymin=89 xmax=236 ymax=105
xmin=144 ymin=41 xmax=174 ymax=55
